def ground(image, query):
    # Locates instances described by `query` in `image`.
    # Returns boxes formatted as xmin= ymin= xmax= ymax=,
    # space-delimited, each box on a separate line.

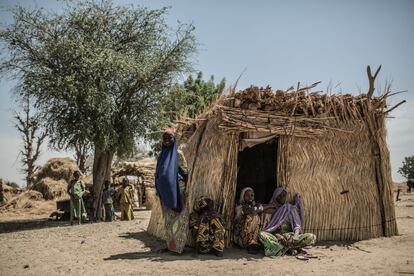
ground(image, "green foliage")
xmin=0 ymin=0 xmax=197 ymax=158
xmin=398 ymin=156 xmax=414 ymax=180
xmin=164 ymin=72 xmax=226 ymax=120
xmin=149 ymin=72 xmax=225 ymax=154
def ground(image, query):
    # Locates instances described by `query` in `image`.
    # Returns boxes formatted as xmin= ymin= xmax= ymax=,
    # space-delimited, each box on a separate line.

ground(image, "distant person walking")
xmin=117 ymin=178 xmax=134 ymax=221
xmin=68 ymin=171 xmax=87 ymax=225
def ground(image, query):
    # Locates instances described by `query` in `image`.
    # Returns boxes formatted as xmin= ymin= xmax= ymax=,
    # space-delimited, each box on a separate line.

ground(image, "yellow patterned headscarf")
xmin=193 ymin=196 xmax=214 ymax=212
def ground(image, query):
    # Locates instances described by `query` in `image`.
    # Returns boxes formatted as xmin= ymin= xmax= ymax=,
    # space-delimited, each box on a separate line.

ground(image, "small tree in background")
xmin=14 ymin=93 xmax=47 ymax=188
xmin=398 ymin=156 xmax=414 ymax=180
xmin=149 ymin=72 xmax=225 ymax=154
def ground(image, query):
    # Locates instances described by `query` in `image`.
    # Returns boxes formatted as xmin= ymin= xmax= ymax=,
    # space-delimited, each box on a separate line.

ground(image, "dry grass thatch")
xmin=1 ymin=179 xmax=23 ymax=203
xmin=148 ymin=67 xmax=401 ymax=245
xmin=1 ymin=190 xmax=43 ymax=210
xmin=31 ymin=177 xmax=67 ymax=200
xmin=35 ymin=158 xmax=80 ymax=183
xmin=30 ymin=157 xmax=80 ymax=200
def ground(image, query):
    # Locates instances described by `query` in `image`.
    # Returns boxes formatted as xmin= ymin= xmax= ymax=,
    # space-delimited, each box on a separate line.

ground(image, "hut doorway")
xmin=236 ymin=137 xmax=278 ymax=204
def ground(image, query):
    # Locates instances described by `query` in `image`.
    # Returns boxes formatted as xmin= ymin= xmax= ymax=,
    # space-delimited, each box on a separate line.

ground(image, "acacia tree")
xmin=398 ymin=156 xmax=414 ymax=180
xmin=14 ymin=92 xmax=47 ymax=188
xmin=0 ymin=1 xmax=196 ymax=216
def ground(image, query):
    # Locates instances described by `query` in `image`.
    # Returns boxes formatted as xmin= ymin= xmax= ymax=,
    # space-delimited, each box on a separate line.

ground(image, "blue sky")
xmin=0 ymin=0 xmax=413 ymax=185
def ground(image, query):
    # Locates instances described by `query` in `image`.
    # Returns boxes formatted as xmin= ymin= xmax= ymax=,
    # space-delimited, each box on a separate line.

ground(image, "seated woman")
xmin=260 ymin=187 xmax=316 ymax=257
xmin=189 ymin=196 xmax=225 ymax=257
xmin=233 ymin=187 xmax=276 ymax=254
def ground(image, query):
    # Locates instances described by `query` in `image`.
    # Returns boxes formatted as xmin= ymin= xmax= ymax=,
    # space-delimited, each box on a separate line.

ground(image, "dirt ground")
xmin=0 ymin=186 xmax=413 ymax=276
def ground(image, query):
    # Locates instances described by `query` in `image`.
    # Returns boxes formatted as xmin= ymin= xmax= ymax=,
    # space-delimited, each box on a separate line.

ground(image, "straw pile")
xmin=1 ymin=190 xmax=43 ymax=210
xmin=34 ymin=158 xmax=80 ymax=183
xmin=31 ymin=178 xmax=67 ymax=200
xmin=31 ymin=158 xmax=80 ymax=200
xmin=1 ymin=179 xmax=23 ymax=203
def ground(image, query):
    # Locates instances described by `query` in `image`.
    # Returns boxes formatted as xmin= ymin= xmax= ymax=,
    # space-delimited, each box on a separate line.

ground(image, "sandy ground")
xmin=0 ymin=188 xmax=413 ymax=276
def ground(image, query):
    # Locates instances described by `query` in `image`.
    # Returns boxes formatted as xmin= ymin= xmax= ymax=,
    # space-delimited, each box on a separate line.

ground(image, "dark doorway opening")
xmin=236 ymin=138 xmax=278 ymax=204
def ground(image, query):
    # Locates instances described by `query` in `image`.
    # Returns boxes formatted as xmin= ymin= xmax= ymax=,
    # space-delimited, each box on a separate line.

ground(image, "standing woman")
xmin=68 ymin=171 xmax=87 ymax=225
xmin=155 ymin=128 xmax=189 ymax=254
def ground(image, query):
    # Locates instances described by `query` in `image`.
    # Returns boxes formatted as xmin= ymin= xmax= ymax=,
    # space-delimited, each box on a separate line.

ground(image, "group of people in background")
xmin=67 ymin=171 xmax=136 ymax=225
xmin=155 ymin=128 xmax=316 ymax=259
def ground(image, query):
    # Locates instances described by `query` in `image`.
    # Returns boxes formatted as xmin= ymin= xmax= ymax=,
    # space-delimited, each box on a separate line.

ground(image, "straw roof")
xmin=176 ymin=81 xmax=402 ymax=140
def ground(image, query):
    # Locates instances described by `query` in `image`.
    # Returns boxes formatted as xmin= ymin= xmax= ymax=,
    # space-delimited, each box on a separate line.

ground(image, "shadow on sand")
xmin=104 ymin=230 xmax=368 ymax=261
xmin=104 ymin=230 xmax=265 ymax=262
xmin=0 ymin=218 xmax=71 ymax=233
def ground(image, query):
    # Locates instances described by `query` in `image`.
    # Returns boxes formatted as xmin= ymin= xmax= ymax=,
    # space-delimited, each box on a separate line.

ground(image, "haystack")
xmin=148 ymin=67 xmax=402 ymax=245
xmin=35 ymin=158 xmax=79 ymax=183
xmin=1 ymin=179 xmax=23 ymax=203
xmin=1 ymin=190 xmax=43 ymax=210
xmin=31 ymin=178 xmax=67 ymax=200
xmin=31 ymin=157 xmax=80 ymax=200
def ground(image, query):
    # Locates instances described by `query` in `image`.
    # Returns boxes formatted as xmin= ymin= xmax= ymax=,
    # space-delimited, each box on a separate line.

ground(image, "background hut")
xmin=147 ymin=67 xmax=402 ymax=245
xmin=112 ymin=158 xmax=157 ymax=209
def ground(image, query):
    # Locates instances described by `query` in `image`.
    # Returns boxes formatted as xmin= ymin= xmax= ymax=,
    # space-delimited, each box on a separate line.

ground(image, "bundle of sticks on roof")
xmin=223 ymin=84 xmax=386 ymax=120
xmin=175 ymin=75 xmax=407 ymax=139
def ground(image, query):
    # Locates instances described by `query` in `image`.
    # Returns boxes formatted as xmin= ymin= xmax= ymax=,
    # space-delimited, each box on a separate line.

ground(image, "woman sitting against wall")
xmin=260 ymin=186 xmax=317 ymax=257
xmin=233 ymin=187 xmax=276 ymax=254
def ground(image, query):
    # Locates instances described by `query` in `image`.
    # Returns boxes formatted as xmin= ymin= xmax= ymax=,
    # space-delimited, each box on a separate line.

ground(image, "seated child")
xmin=189 ymin=196 xmax=225 ymax=257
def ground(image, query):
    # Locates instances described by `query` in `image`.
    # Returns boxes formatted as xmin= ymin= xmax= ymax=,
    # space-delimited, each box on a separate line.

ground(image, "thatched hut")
xmin=148 ymin=67 xmax=402 ymax=245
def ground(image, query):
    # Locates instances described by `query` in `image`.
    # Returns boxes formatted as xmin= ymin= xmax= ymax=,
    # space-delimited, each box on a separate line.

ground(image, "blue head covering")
xmin=155 ymin=131 xmax=182 ymax=211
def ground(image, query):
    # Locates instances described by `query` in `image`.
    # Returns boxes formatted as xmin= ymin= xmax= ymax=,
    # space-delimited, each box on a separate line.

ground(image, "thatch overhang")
xmin=176 ymin=83 xmax=397 ymax=141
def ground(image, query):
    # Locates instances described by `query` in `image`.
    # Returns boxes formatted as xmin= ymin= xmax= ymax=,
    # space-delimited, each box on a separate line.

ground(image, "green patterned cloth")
xmin=259 ymin=231 xmax=316 ymax=257
xmin=68 ymin=180 xmax=86 ymax=219
xmin=163 ymin=206 xmax=189 ymax=253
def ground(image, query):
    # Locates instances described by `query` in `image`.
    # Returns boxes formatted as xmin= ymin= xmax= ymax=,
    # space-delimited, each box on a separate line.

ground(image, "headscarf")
xmin=263 ymin=186 xmax=305 ymax=233
xmin=163 ymin=128 xmax=175 ymax=136
xmin=155 ymin=129 xmax=182 ymax=211
xmin=193 ymin=196 xmax=214 ymax=213
xmin=269 ymin=187 xmax=286 ymax=204
xmin=239 ymin=187 xmax=254 ymax=204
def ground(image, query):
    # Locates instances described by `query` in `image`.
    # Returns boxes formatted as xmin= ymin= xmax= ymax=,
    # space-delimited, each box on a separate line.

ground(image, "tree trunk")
xmin=92 ymin=148 xmax=113 ymax=220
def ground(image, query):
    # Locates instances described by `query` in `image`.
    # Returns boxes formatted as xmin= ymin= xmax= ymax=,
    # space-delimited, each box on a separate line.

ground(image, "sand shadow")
xmin=104 ymin=230 xmax=264 ymax=262
xmin=0 ymin=218 xmax=71 ymax=233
